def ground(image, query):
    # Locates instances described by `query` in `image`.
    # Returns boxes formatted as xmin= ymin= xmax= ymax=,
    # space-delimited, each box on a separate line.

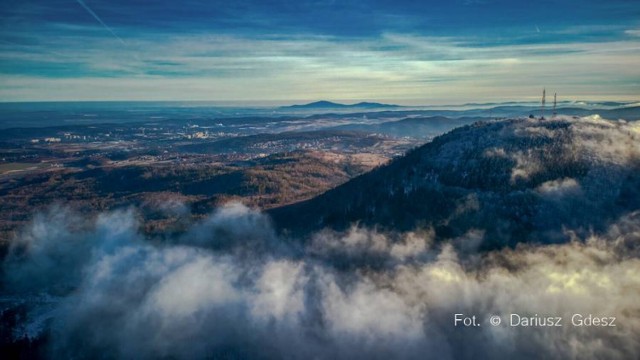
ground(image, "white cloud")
xmin=625 ymin=29 xmax=640 ymax=37
xmin=3 ymin=203 xmax=640 ymax=358
xmin=536 ymin=178 xmax=582 ymax=197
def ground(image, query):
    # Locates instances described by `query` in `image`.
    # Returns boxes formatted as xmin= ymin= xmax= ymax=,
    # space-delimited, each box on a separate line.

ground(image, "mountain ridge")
xmin=280 ymin=100 xmax=401 ymax=109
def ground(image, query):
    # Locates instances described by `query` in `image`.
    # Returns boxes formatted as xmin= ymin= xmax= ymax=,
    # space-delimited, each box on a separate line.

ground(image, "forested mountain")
xmin=270 ymin=117 xmax=640 ymax=250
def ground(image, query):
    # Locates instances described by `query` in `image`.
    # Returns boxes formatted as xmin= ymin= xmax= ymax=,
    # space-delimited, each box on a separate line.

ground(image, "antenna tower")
xmin=553 ymin=93 xmax=557 ymax=117
xmin=540 ymin=88 xmax=546 ymax=119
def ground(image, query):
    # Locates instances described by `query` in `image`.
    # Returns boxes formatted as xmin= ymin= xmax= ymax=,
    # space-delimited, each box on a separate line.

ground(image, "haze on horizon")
xmin=1 ymin=0 xmax=639 ymax=104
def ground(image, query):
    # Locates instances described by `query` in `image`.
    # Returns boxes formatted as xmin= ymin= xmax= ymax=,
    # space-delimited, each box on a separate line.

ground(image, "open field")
xmin=0 ymin=162 xmax=48 ymax=175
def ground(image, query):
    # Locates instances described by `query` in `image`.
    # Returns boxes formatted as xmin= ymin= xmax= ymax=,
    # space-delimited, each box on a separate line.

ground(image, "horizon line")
xmin=0 ymin=98 xmax=637 ymax=108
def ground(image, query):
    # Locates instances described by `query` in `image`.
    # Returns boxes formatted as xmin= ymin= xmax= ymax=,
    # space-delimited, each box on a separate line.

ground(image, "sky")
xmin=0 ymin=0 xmax=639 ymax=105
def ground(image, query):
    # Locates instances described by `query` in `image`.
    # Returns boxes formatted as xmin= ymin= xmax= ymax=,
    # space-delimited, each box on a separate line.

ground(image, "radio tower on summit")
xmin=540 ymin=88 xmax=546 ymax=120
xmin=553 ymin=92 xmax=557 ymax=118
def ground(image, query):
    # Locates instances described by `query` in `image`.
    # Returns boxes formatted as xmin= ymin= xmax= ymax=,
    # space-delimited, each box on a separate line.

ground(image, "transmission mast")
xmin=553 ymin=93 xmax=557 ymax=117
xmin=540 ymin=88 xmax=546 ymax=120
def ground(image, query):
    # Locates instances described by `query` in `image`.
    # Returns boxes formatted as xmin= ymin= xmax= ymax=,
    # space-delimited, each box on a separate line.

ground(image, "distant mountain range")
xmin=279 ymin=102 xmax=640 ymax=121
xmin=280 ymin=100 xmax=401 ymax=110
xmin=270 ymin=117 xmax=640 ymax=250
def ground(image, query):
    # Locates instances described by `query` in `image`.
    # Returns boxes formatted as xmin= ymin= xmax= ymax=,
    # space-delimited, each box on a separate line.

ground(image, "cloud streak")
xmin=1 ymin=31 xmax=638 ymax=103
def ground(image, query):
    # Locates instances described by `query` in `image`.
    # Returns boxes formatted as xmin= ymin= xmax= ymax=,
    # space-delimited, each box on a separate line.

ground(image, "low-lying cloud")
xmin=2 ymin=204 xmax=640 ymax=359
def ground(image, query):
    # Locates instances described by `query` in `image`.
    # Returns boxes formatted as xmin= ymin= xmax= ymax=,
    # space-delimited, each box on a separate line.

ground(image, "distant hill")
xmin=329 ymin=116 xmax=484 ymax=138
xmin=270 ymin=117 xmax=640 ymax=250
xmin=557 ymin=106 xmax=640 ymax=120
xmin=281 ymin=100 xmax=401 ymax=110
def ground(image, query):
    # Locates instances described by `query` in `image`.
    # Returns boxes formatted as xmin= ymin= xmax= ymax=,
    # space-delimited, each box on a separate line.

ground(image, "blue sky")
xmin=1 ymin=0 xmax=639 ymax=104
